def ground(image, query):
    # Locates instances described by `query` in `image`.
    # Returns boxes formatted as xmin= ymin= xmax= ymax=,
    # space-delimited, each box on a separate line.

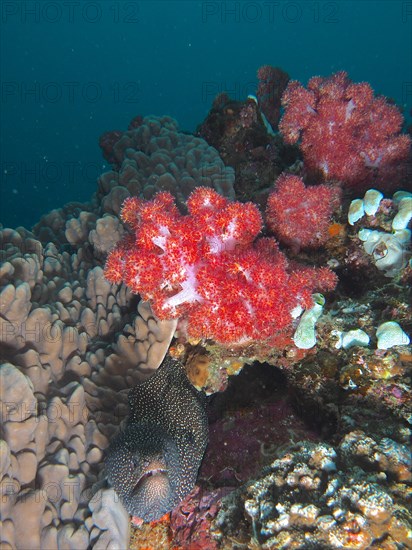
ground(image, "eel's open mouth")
xmin=132 ymin=467 xmax=168 ymax=496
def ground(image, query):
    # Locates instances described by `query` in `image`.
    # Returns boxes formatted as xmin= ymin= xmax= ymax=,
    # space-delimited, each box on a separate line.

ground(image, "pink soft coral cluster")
xmin=266 ymin=174 xmax=341 ymax=249
xmin=279 ymin=71 xmax=411 ymax=190
xmin=105 ymin=188 xmax=336 ymax=345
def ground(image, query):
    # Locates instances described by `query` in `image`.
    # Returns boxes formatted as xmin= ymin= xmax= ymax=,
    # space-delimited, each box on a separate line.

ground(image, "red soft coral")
xmin=266 ymin=173 xmax=341 ymax=249
xmin=279 ymin=71 xmax=411 ymax=191
xmin=104 ymin=188 xmax=337 ymax=345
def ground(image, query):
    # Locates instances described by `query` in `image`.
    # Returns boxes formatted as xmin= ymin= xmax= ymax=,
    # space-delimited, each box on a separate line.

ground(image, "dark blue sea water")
xmin=1 ymin=0 xmax=411 ymax=229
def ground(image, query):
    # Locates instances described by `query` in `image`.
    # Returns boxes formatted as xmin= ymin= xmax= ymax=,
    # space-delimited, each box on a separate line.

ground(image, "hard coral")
xmin=0 ymin=220 xmax=177 ymax=548
xmin=0 ymin=157 xmax=182 ymax=549
xmin=105 ymin=188 xmax=337 ymax=346
xmin=266 ymin=173 xmax=341 ymax=249
xmin=279 ymin=71 xmax=411 ymax=191
xmin=97 ymin=114 xmax=235 ymax=216
xmin=213 ymin=439 xmax=412 ymax=549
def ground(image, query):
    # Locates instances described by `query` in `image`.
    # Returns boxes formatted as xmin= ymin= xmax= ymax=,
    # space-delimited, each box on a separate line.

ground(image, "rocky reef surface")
xmin=1 ymin=70 xmax=411 ymax=549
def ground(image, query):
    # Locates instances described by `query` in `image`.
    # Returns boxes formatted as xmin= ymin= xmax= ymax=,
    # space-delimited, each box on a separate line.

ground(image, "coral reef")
xmin=104 ymin=187 xmax=337 ymax=347
xmin=1 ymin=68 xmax=411 ymax=550
xmin=170 ymin=486 xmax=230 ymax=550
xmin=0 ymin=224 xmax=176 ymax=546
xmin=0 ymin=117 xmax=235 ymax=548
xmin=256 ymin=65 xmax=290 ymax=129
xmin=279 ymin=71 xmax=411 ymax=191
xmin=200 ymin=398 xmax=319 ymax=487
xmin=213 ymin=437 xmax=412 ymax=549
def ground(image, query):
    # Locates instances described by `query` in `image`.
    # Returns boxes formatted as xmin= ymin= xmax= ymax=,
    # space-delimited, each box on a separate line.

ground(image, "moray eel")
xmin=105 ymin=355 xmax=208 ymax=522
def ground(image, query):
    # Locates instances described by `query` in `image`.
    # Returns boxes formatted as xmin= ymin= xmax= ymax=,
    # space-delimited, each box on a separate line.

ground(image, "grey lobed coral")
xmin=0 ymin=221 xmax=178 ymax=548
xmin=1 ymin=117 xmax=231 ymax=548
xmin=97 ymin=114 xmax=236 ymax=216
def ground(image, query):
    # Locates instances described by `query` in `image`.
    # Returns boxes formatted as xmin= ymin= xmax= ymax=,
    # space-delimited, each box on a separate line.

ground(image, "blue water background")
xmin=1 ymin=0 xmax=411 ymax=229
